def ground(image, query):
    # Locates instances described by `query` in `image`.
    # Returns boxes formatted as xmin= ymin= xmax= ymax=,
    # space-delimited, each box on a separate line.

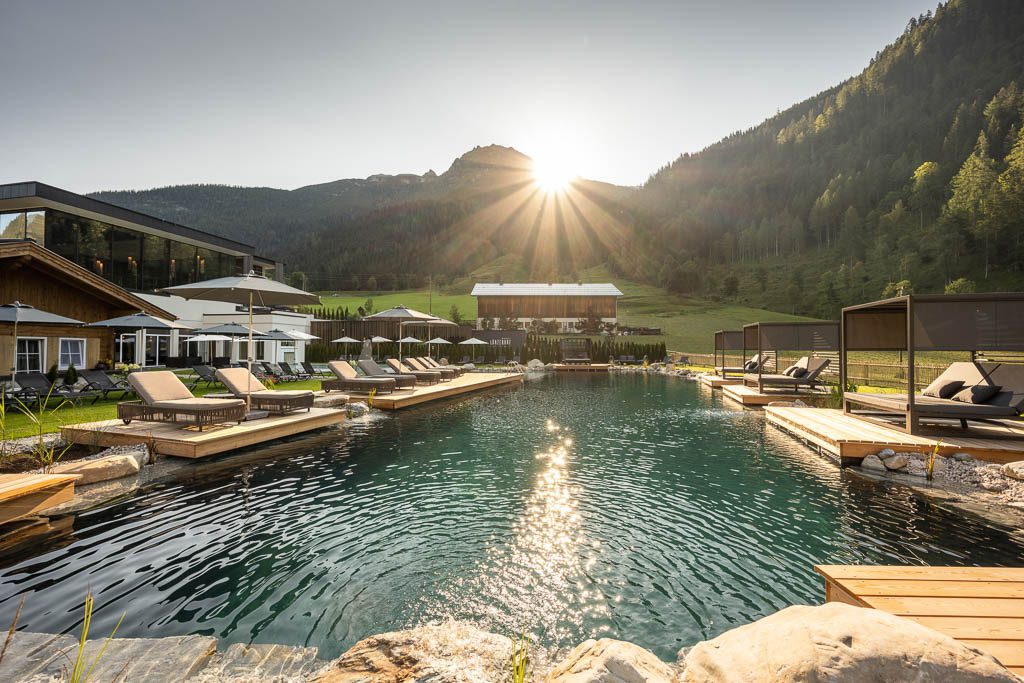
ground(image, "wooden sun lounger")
xmin=358 ymin=359 xmax=417 ymax=389
xmin=388 ymin=359 xmax=441 ymax=384
xmin=323 ymin=361 xmax=397 ymax=394
xmin=120 ymin=370 xmax=246 ymax=431
xmin=215 ymin=368 xmax=314 ymax=414
xmin=745 ymin=357 xmax=830 ymax=391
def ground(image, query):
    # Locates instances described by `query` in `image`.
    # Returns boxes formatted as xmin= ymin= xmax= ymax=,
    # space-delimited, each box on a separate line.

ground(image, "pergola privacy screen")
xmin=713 ymin=330 xmax=745 ymax=376
xmin=743 ymin=321 xmax=840 ymax=391
xmin=841 ymin=293 xmax=1024 ymax=434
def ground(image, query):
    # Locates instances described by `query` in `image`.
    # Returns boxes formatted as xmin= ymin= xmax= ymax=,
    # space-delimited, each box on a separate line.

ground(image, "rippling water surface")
xmin=1 ymin=374 xmax=1023 ymax=659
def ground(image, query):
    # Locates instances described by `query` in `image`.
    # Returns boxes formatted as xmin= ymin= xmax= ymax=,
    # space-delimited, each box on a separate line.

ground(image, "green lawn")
xmin=316 ymin=270 xmax=815 ymax=353
xmin=1 ymin=379 xmax=322 ymax=440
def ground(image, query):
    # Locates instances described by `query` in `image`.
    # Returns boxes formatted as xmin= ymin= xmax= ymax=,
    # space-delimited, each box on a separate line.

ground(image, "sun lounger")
xmin=459 ymin=355 xmax=471 ymax=364
xmin=845 ymin=361 xmax=1024 ymax=431
xmin=744 ymin=356 xmax=830 ymax=391
xmin=388 ymin=358 xmax=441 ymax=384
xmin=358 ymin=359 xmax=417 ymax=389
xmin=717 ymin=354 xmax=765 ymax=377
xmin=302 ymin=361 xmax=330 ymax=378
xmin=80 ymin=369 xmax=134 ymax=404
xmin=421 ymin=357 xmax=463 ymax=376
xmin=215 ymin=368 xmax=315 ymax=414
xmin=190 ymin=364 xmax=221 ymax=389
xmin=280 ymin=361 xmax=311 ymax=380
xmin=119 ymin=371 xmax=245 ymax=431
xmin=11 ymin=372 xmax=99 ymax=407
xmin=323 ymin=360 xmax=397 ymax=394
xmin=406 ymin=357 xmax=453 ymax=381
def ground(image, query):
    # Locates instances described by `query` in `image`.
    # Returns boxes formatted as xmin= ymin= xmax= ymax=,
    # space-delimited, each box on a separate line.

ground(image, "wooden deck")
xmin=815 ymin=564 xmax=1024 ymax=678
xmin=0 ymin=473 xmax=80 ymax=525
xmin=553 ymin=363 xmax=610 ymax=372
xmin=722 ymin=383 xmax=831 ymax=406
xmin=61 ymin=407 xmax=346 ymax=459
xmin=766 ymin=405 xmax=1024 ymax=464
xmin=699 ymin=374 xmax=741 ymax=388
xmin=370 ymin=372 xmax=522 ymax=410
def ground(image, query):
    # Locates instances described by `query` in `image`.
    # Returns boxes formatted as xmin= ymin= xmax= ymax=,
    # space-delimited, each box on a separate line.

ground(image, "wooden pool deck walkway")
xmin=62 ymin=407 xmax=346 ymax=459
xmin=368 ymin=372 xmax=522 ymax=409
xmin=553 ymin=363 xmax=610 ymax=372
xmin=766 ymin=405 xmax=1024 ymax=465
xmin=0 ymin=474 xmax=81 ymax=525
xmin=722 ymin=383 xmax=831 ymax=406
xmin=815 ymin=564 xmax=1024 ymax=678
xmin=698 ymin=374 xmax=741 ymax=388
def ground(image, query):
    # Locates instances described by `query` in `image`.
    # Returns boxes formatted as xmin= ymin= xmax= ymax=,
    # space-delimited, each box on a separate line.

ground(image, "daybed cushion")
xmin=782 ymin=364 xmax=799 ymax=376
xmin=329 ymin=361 xmax=360 ymax=379
xmin=151 ymin=397 xmax=245 ymax=411
xmin=789 ymin=366 xmax=808 ymax=378
xmin=216 ymin=367 xmax=268 ymax=395
xmin=922 ymin=378 xmax=964 ymax=400
xmin=128 ymin=371 xmax=194 ymax=404
xmin=845 ymin=392 xmax=1018 ymax=417
xmin=952 ymin=384 xmax=1002 ymax=405
xmin=248 ymin=390 xmax=311 ymax=398
xmin=744 ymin=360 xmax=758 ymax=371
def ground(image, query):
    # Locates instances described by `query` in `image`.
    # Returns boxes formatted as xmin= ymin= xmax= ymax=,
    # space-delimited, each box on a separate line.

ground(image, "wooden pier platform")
xmin=815 ymin=564 xmax=1024 ymax=677
xmin=722 ymin=383 xmax=830 ymax=406
xmin=62 ymin=407 xmax=346 ymax=459
xmin=699 ymin=374 xmax=741 ymax=388
xmin=370 ymin=372 xmax=522 ymax=410
xmin=553 ymin=363 xmax=610 ymax=372
xmin=0 ymin=474 xmax=81 ymax=525
xmin=766 ymin=405 xmax=1024 ymax=465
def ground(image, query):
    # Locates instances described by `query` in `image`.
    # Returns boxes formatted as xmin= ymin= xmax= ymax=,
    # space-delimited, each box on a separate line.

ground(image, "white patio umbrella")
xmin=426 ymin=336 xmax=451 ymax=358
xmin=369 ymin=336 xmax=392 ymax=361
xmin=458 ymin=337 xmax=489 ymax=363
xmin=331 ymin=335 xmax=360 ymax=360
xmin=397 ymin=336 xmax=422 ymax=361
xmin=1 ymin=302 xmax=84 ymax=377
xmin=183 ymin=333 xmax=232 ymax=364
xmin=160 ymin=272 xmax=319 ymax=411
xmin=261 ymin=328 xmax=319 ymax=363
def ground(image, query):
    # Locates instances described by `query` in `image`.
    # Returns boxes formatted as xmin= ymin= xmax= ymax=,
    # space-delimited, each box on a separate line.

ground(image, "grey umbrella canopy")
xmin=2 ymin=302 xmax=85 ymax=376
xmin=86 ymin=311 xmax=192 ymax=331
xmin=458 ymin=337 xmax=488 ymax=363
xmin=364 ymin=305 xmax=436 ymax=321
xmin=200 ymin=323 xmax=266 ymax=337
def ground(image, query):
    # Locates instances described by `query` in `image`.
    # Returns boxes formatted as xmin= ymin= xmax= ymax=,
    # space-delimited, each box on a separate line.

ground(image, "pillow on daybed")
xmin=952 ymin=384 xmax=1002 ymax=404
xmin=744 ymin=360 xmax=758 ymax=371
xmin=784 ymin=366 xmax=808 ymax=378
xmin=922 ymin=378 xmax=965 ymax=400
xmin=782 ymin=364 xmax=799 ymax=376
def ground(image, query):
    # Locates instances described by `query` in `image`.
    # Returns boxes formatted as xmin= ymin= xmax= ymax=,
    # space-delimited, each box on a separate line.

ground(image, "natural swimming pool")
xmin=1 ymin=373 xmax=1023 ymax=660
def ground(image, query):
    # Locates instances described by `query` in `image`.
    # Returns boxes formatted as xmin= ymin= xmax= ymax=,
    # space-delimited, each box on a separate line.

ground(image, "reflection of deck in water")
xmin=722 ymin=383 xmax=831 ymax=406
xmin=62 ymin=407 xmax=346 ymax=459
xmin=816 ymin=564 xmax=1024 ymax=678
xmin=766 ymin=405 xmax=1024 ymax=465
xmin=370 ymin=372 xmax=523 ymax=409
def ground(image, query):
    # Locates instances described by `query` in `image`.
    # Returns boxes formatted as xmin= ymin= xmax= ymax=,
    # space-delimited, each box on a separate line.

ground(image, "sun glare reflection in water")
xmin=419 ymin=419 xmax=608 ymax=649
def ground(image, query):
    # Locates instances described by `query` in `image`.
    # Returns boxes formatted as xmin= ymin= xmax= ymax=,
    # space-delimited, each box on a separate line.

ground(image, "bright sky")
xmin=0 ymin=0 xmax=935 ymax=192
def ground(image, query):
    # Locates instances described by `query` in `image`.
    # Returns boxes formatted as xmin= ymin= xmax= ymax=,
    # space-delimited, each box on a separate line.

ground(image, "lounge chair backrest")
xmin=216 ymin=367 xmax=268 ymax=395
xmin=15 ymin=373 xmax=52 ymax=391
xmin=329 ymin=360 xmax=358 ymax=379
xmin=129 ymin=371 xmax=193 ymax=404
xmin=405 ymin=358 xmax=429 ymax=371
xmin=80 ymin=370 xmax=114 ymax=389
xmin=804 ymin=357 xmax=830 ymax=379
xmin=358 ymin=359 xmax=387 ymax=376
xmin=932 ymin=362 xmax=1024 ymax=410
xmin=387 ymin=358 xmax=409 ymax=374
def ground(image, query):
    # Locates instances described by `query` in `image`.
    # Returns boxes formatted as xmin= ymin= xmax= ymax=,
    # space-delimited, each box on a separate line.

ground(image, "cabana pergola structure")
xmin=743 ymin=321 xmax=840 ymax=393
xmin=841 ymin=293 xmax=1024 ymax=435
xmin=713 ymin=330 xmax=746 ymax=377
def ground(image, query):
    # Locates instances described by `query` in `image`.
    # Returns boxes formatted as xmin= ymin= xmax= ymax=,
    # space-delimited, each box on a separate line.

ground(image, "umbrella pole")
xmin=11 ymin=317 xmax=18 ymax=378
xmin=247 ymin=291 xmax=253 ymax=413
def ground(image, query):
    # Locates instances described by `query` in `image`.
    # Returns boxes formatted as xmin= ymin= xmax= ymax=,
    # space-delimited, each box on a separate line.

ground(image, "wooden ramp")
xmin=766 ymin=406 xmax=1024 ymax=464
xmin=722 ymin=383 xmax=830 ymax=406
xmin=699 ymin=374 xmax=741 ymax=388
xmin=0 ymin=474 xmax=80 ymax=525
xmin=815 ymin=564 xmax=1024 ymax=678
xmin=62 ymin=407 xmax=346 ymax=459
xmin=553 ymin=363 xmax=610 ymax=372
xmin=370 ymin=372 xmax=522 ymax=410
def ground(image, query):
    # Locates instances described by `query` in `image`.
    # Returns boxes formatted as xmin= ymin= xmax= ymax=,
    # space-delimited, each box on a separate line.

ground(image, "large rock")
xmin=882 ymin=454 xmax=909 ymax=470
xmin=1001 ymin=461 xmax=1024 ymax=481
xmin=860 ymin=454 xmax=886 ymax=471
xmin=315 ymin=621 xmax=513 ymax=683
xmin=546 ymin=638 xmax=675 ymax=683
xmin=528 ymin=358 xmax=545 ymax=369
xmin=677 ymin=602 xmax=1016 ymax=682
xmin=52 ymin=453 xmax=140 ymax=485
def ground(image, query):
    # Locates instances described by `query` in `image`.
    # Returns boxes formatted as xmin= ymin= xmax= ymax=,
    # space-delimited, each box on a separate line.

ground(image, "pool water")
xmin=1 ymin=373 xmax=1023 ymax=660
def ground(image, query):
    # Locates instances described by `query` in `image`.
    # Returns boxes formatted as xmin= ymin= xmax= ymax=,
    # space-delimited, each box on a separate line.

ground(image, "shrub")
xmin=64 ymin=363 xmax=79 ymax=386
xmin=45 ymin=363 xmax=59 ymax=384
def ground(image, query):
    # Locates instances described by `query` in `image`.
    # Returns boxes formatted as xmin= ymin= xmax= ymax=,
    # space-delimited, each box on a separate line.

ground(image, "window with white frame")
xmin=58 ymin=338 xmax=86 ymax=370
xmin=16 ymin=338 xmax=46 ymax=373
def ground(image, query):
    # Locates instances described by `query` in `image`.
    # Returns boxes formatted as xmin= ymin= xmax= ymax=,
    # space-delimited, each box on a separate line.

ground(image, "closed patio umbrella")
xmin=1 ymin=302 xmax=84 ymax=377
xmin=161 ymin=272 xmax=320 ymax=411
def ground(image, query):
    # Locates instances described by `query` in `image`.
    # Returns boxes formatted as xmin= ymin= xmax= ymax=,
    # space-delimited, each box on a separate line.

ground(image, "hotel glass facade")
xmin=0 ymin=208 xmax=244 ymax=290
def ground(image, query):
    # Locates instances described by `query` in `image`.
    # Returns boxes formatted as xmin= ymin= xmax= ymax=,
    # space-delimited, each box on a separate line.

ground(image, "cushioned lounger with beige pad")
xmin=744 ymin=356 xmax=831 ymax=390
xmin=357 ymin=359 xmax=417 ymax=389
xmin=215 ymin=368 xmax=315 ymax=414
xmin=323 ymin=361 xmax=397 ymax=394
xmin=409 ymin=357 xmax=455 ymax=380
xmin=420 ymin=357 xmax=463 ymax=376
xmin=389 ymin=358 xmax=442 ymax=384
xmin=120 ymin=371 xmax=246 ymax=431
xmin=717 ymin=354 xmax=765 ymax=377
xmin=846 ymin=361 xmax=1024 ymax=429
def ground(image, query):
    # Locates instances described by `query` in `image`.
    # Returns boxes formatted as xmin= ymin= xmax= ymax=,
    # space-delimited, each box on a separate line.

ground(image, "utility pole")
xmin=428 ymin=275 xmax=433 ymax=314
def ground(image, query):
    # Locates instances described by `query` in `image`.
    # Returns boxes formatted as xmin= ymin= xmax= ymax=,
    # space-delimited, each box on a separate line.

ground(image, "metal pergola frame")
xmin=713 ymin=330 xmax=746 ymax=377
xmin=743 ymin=321 xmax=840 ymax=393
xmin=841 ymin=293 xmax=1024 ymax=434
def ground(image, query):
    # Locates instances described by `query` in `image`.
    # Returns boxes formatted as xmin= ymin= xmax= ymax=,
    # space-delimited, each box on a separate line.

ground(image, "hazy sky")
xmin=1 ymin=0 xmax=935 ymax=192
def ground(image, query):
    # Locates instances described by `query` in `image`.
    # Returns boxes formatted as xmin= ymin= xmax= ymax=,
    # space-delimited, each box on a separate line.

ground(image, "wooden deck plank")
xmin=0 ymin=474 xmax=80 ymax=501
xmin=698 ymin=375 xmax=742 ymax=388
xmin=722 ymin=384 xmax=830 ymax=407
xmin=862 ymin=596 xmax=1024 ymax=618
xmin=840 ymin=579 xmax=1024 ymax=598
xmin=817 ymin=566 xmax=1024 ymax=582
xmin=960 ymin=640 xmax=1024 ymax=667
xmin=0 ymin=475 xmax=80 ymax=525
xmin=900 ymin=615 xmax=1024 ymax=640
xmin=371 ymin=372 xmax=522 ymax=410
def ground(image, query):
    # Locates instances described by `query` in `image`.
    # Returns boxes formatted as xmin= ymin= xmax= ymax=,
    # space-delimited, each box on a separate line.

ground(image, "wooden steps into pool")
xmin=368 ymin=371 xmax=522 ymax=409
xmin=722 ymin=383 xmax=831 ymax=406
xmin=766 ymin=405 xmax=1024 ymax=465
xmin=815 ymin=564 xmax=1024 ymax=678
xmin=699 ymin=374 xmax=741 ymax=388
xmin=0 ymin=474 xmax=81 ymax=525
xmin=61 ymin=407 xmax=346 ymax=459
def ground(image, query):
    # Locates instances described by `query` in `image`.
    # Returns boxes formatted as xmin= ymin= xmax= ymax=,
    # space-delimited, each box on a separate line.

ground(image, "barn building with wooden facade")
xmin=471 ymin=283 xmax=623 ymax=332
